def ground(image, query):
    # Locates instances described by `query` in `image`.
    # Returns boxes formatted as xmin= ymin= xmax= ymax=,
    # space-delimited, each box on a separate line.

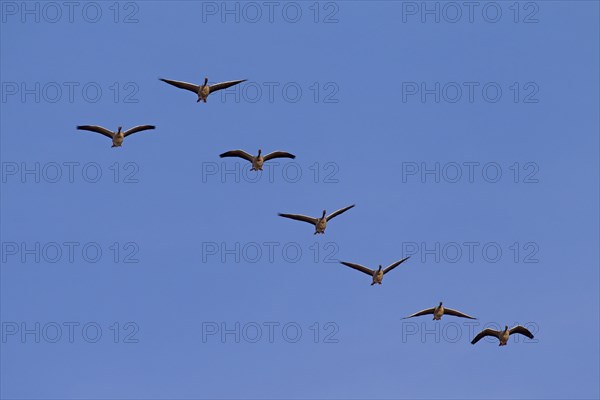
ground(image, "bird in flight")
xmin=403 ymin=302 xmax=476 ymax=320
xmin=278 ymin=205 xmax=355 ymax=234
xmin=339 ymin=256 xmax=410 ymax=285
xmin=76 ymin=125 xmax=155 ymax=147
xmin=471 ymin=325 xmax=534 ymax=346
xmin=219 ymin=149 xmax=296 ymax=171
xmin=159 ymin=76 xmax=246 ymax=103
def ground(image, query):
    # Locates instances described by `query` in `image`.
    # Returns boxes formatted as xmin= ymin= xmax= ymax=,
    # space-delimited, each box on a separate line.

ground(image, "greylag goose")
xmin=278 ymin=205 xmax=355 ymax=234
xmin=403 ymin=302 xmax=476 ymax=320
xmin=220 ymin=149 xmax=295 ymax=171
xmin=76 ymin=125 xmax=155 ymax=147
xmin=159 ymin=76 xmax=246 ymax=103
xmin=339 ymin=256 xmax=410 ymax=285
xmin=471 ymin=325 xmax=534 ymax=346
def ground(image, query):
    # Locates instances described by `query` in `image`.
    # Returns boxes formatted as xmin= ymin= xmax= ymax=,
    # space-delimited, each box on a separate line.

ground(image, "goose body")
xmin=76 ymin=125 xmax=155 ymax=147
xmin=113 ymin=129 xmax=124 ymax=147
xmin=219 ymin=149 xmax=296 ymax=171
xmin=434 ymin=304 xmax=444 ymax=320
xmin=278 ymin=204 xmax=355 ymax=234
xmin=499 ymin=328 xmax=511 ymax=345
xmin=471 ymin=325 xmax=534 ymax=346
xmin=403 ymin=302 xmax=476 ymax=320
xmin=159 ymin=76 xmax=246 ymax=103
xmin=339 ymin=256 xmax=410 ymax=285
xmin=316 ymin=214 xmax=328 ymax=233
xmin=373 ymin=267 xmax=384 ymax=285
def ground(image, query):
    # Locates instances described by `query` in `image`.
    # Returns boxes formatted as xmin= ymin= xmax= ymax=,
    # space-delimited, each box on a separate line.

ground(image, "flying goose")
xmin=403 ymin=302 xmax=476 ymax=320
xmin=471 ymin=325 xmax=534 ymax=346
xmin=340 ymin=256 xmax=410 ymax=285
xmin=159 ymin=76 xmax=246 ymax=103
xmin=278 ymin=204 xmax=355 ymax=234
xmin=76 ymin=125 xmax=155 ymax=147
xmin=220 ymin=149 xmax=296 ymax=171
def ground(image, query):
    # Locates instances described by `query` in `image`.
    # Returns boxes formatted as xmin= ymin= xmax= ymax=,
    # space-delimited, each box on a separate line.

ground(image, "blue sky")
xmin=1 ymin=1 xmax=599 ymax=399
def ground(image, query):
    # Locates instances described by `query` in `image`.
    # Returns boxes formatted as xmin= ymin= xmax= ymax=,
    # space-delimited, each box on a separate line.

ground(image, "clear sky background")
xmin=1 ymin=1 xmax=599 ymax=399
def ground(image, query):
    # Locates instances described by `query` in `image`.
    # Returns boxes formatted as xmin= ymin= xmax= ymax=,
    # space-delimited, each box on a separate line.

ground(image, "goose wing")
xmin=159 ymin=78 xmax=200 ymax=94
xmin=383 ymin=256 xmax=410 ymax=274
xmin=339 ymin=261 xmax=374 ymax=276
xmin=326 ymin=204 xmax=355 ymax=221
xmin=471 ymin=329 xmax=499 ymax=344
xmin=443 ymin=308 xmax=477 ymax=320
xmin=263 ymin=151 xmax=296 ymax=162
xmin=123 ymin=125 xmax=156 ymax=137
xmin=219 ymin=150 xmax=254 ymax=162
xmin=509 ymin=325 xmax=534 ymax=339
xmin=402 ymin=307 xmax=436 ymax=319
xmin=209 ymin=79 xmax=247 ymax=93
xmin=76 ymin=125 xmax=114 ymax=139
xmin=278 ymin=213 xmax=318 ymax=225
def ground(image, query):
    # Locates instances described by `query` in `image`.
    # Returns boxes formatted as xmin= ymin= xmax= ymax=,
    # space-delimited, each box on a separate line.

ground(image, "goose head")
xmin=439 ymin=301 xmax=443 ymax=307
xmin=117 ymin=126 xmax=122 ymax=133
xmin=258 ymin=149 xmax=262 ymax=157
xmin=377 ymin=265 xmax=383 ymax=271
xmin=504 ymin=325 xmax=509 ymax=332
xmin=204 ymin=77 xmax=209 ymax=86
xmin=321 ymin=210 xmax=327 ymax=219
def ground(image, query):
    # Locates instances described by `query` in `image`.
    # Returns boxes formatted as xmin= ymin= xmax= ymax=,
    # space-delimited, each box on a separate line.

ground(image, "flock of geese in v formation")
xmin=76 ymin=75 xmax=534 ymax=347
